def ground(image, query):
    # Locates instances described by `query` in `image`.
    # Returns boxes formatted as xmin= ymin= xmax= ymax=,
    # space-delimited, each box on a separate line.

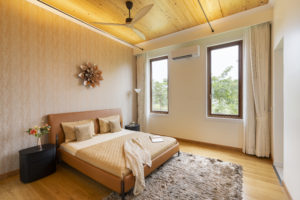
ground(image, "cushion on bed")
xmin=74 ymin=122 xmax=94 ymax=141
xmin=98 ymin=115 xmax=120 ymax=133
xmin=61 ymin=119 xmax=94 ymax=142
xmin=109 ymin=118 xmax=122 ymax=133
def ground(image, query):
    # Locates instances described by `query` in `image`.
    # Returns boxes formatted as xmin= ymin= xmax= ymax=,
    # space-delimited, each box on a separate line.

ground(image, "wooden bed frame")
xmin=48 ymin=108 xmax=179 ymax=199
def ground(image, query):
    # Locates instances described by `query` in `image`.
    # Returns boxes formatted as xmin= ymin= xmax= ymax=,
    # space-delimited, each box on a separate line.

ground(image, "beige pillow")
xmin=74 ymin=122 xmax=94 ymax=141
xmin=61 ymin=119 xmax=94 ymax=143
xmin=109 ymin=118 xmax=122 ymax=133
xmin=98 ymin=115 xmax=120 ymax=133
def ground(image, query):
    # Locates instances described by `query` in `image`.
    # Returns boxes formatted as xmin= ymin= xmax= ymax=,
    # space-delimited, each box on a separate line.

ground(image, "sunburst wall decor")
xmin=78 ymin=63 xmax=103 ymax=88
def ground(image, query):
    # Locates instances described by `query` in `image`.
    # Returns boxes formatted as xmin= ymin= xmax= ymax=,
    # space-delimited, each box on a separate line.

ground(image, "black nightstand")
xmin=125 ymin=123 xmax=140 ymax=131
xmin=19 ymin=144 xmax=56 ymax=183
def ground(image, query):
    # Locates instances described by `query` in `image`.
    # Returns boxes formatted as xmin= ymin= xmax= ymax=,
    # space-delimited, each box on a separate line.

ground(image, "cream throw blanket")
xmin=124 ymin=138 xmax=152 ymax=195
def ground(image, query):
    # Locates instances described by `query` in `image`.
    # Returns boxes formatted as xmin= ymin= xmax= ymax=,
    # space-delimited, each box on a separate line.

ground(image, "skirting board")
xmin=272 ymin=165 xmax=282 ymax=185
xmin=282 ymin=181 xmax=292 ymax=200
xmin=0 ymin=169 xmax=19 ymax=180
xmin=174 ymin=137 xmax=242 ymax=151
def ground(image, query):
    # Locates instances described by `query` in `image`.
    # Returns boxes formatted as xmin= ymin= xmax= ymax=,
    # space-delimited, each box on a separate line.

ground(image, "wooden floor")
xmin=0 ymin=140 xmax=288 ymax=200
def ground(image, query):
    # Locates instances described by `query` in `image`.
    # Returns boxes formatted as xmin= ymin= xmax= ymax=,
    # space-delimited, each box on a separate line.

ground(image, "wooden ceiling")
xmin=41 ymin=0 xmax=268 ymax=44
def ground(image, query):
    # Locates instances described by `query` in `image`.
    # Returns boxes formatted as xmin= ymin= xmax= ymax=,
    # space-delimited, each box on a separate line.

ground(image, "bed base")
xmin=59 ymin=142 xmax=179 ymax=199
xmin=121 ymin=180 xmax=125 ymax=200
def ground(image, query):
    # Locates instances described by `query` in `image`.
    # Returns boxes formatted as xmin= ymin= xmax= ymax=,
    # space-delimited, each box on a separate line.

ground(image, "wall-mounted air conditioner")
xmin=170 ymin=45 xmax=200 ymax=60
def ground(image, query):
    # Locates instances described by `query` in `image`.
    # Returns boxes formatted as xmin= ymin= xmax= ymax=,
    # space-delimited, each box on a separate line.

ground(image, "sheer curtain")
xmin=136 ymin=54 xmax=147 ymax=131
xmin=243 ymin=22 xmax=271 ymax=157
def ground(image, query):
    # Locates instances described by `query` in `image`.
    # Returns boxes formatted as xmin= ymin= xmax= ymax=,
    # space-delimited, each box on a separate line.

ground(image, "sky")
xmin=152 ymin=59 xmax=168 ymax=82
xmin=211 ymin=45 xmax=239 ymax=80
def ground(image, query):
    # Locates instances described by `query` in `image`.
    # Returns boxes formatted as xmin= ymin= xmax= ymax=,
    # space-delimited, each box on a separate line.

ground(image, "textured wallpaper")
xmin=0 ymin=0 xmax=136 ymax=174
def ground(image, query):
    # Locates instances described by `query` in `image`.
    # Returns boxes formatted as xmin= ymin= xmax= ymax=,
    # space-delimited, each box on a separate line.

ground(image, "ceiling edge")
xmin=268 ymin=0 xmax=276 ymax=6
xmin=26 ymin=0 xmax=136 ymax=49
xmin=134 ymin=4 xmax=273 ymax=54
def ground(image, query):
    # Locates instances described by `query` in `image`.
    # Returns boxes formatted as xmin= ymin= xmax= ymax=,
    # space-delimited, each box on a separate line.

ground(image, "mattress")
xmin=60 ymin=129 xmax=177 ymax=178
xmin=60 ymin=129 xmax=133 ymax=156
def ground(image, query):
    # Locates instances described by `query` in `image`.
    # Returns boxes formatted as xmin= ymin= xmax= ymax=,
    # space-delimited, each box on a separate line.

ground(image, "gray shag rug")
xmin=104 ymin=152 xmax=243 ymax=200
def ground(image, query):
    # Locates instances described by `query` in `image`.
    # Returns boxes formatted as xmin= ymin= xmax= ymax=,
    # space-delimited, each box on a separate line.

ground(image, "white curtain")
xmin=243 ymin=22 xmax=271 ymax=157
xmin=136 ymin=54 xmax=147 ymax=131
xmin=243 ymin=28 xmax=256 ymax=155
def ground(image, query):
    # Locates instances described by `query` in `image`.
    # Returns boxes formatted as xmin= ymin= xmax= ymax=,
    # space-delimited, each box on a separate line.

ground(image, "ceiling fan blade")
xmin=130 ymin=27 xmax=146 ymax=40
xmin=131 ymin=4 xmax=153 ymax=24
xmin=92 ymin=22 xmax=126 ymax=26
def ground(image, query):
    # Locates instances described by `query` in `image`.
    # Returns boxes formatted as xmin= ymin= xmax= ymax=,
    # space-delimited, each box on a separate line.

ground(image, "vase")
xmin=37 ymin=137 xmax=42 ymax=151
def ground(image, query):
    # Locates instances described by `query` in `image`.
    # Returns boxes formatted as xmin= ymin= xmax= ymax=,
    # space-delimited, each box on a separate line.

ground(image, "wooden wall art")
xmin=78 ymin=63 xmax=103 ymax=88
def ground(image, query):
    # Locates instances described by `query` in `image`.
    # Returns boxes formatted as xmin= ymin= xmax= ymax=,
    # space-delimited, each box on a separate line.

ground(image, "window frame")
xmin=207 ymin=40 xmax=243 ymax=119
xmin=150 ymin=56 xmax=169 ymax=114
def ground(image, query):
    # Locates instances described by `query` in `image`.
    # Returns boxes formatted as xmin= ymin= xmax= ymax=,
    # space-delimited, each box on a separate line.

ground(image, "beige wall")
xmin=145 ymin=29 xmax=245 ymax=148
xmin=0 ymin=0 xmax=135 ymax=174
xmin=273 ymin=0 xmax=300 ymax=199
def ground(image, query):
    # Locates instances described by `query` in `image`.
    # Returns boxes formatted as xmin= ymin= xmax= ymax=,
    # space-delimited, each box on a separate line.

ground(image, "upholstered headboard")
xmin=48 ymin=108 xmax=123 ymax=146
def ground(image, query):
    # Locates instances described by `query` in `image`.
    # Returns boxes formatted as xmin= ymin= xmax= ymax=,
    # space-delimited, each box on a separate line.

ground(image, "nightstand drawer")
xmin=29 ymin=160 xmax=56 ymax=181
xmin=27 ymin=150 xmax=54 ymax=163
xmin=19 ymin=144 xmax=56 ymax=183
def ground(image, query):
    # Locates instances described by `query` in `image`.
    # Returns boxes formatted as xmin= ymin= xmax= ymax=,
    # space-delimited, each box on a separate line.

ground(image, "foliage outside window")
xmin=207 ymin=41 xmax=243 ymax=118
xmin=150 ymin=56 xmax=169 ymax=113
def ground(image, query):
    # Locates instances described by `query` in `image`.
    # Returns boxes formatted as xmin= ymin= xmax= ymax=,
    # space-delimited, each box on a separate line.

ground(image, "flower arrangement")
xmin=26 ymin=124 xmax=51 ymax=138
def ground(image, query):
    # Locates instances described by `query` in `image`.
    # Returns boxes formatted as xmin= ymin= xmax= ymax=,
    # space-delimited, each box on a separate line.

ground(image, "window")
xmin=150 ymin=56 xmax=169 ymax=114
xmin=207 ymin=41 xmax=243 ymax=118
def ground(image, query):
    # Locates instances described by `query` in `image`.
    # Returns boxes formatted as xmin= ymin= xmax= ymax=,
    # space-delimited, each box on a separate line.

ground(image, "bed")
xmin=48 ymin=108 xmax=179 ymax=199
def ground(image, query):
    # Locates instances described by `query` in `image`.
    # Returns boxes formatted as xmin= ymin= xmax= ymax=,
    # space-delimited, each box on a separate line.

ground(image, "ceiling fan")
xmin=92 ymin=1 xmax=153 ymax=40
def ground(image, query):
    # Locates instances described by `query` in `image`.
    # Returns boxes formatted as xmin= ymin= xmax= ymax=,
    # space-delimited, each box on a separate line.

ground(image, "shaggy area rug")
xmin=104 ymin=152 xmax=243 ymax=200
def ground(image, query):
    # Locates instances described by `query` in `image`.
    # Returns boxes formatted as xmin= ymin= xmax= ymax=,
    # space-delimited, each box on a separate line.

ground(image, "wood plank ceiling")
xmin=40 ymin=0 xmax=268 ymax=44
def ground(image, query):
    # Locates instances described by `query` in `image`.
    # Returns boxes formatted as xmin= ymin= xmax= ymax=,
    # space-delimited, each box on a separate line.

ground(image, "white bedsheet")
xmin=60 ymin=129 xmax=133 ymax=155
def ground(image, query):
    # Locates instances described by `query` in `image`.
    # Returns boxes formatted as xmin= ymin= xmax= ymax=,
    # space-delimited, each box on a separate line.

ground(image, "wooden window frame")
xmin=207 ymin=40 xmax=243 ymax=119
xmin=150 ymin=56 xmax=169 ymax=114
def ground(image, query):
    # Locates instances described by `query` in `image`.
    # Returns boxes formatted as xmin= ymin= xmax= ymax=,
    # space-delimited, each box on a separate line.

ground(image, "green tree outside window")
xmin=211 ymin=66 xmax=239 ymax=115
xmin=152 ymin=78 xmax=168 ymax=112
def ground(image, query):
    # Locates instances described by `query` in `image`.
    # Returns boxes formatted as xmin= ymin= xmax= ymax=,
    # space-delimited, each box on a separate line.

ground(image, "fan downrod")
xmin=125 ymin=1 xmax=133 ymax=23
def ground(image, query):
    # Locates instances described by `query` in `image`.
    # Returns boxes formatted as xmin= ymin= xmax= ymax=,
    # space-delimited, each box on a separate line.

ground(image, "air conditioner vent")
xmin=171 ymin=45 xmax=200 ymax=60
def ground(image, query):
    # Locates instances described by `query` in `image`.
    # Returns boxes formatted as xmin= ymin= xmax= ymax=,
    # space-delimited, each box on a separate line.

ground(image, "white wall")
xmin=272 ymin=39 xmax=284 ymax=169
xmin=273 ymin=0 xmax=300 ymax=199
xmin=145 ymin=29 xmax=245 ymax=148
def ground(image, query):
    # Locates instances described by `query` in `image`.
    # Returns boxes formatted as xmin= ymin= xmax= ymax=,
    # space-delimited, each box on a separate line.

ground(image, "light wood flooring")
xmin=0 ymin=140 xmax=288 ymax=200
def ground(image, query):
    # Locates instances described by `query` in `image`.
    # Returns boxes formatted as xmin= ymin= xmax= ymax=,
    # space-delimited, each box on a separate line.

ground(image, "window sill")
xmin=206 ymin=116 xmax=243 ymax=122
xmin=149 ymin=112 xmax=169 ymax=117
